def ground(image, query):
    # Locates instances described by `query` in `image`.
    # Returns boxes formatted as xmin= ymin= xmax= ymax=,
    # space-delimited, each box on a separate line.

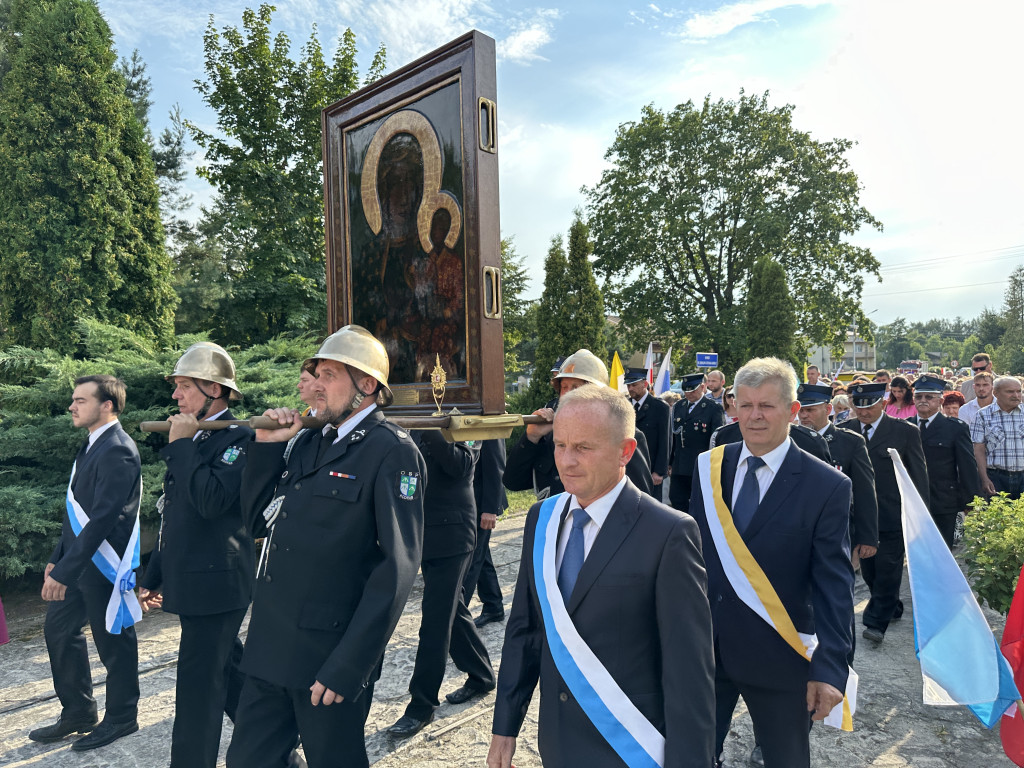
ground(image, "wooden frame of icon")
xmin=322 ymin=30 xmax=503 ymax=415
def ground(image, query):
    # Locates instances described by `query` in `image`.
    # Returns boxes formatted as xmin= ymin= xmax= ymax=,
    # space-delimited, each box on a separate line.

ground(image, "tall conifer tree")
xmin=0 ymin=0 xmax=175 ymax=352
xmin=530 ymin=235 xmax=569 ymax=402
xmin=746 ymin=256 xmax=799 ymax=370
xmin=562 ymin=211 xmax=607 ymax=357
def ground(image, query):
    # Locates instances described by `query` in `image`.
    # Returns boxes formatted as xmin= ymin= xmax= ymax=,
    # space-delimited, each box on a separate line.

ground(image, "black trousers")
xmin=462 ymin=526 xmax=504 ymax=615
xmin=931 ymin=510 xmax=959 ymax=549
xmin=714 ymin=667 xmax=811 ymax=767
xmin=861 ymin=530 xmax=905 ymax=633
xmin=668 ymin=473 xmax=694 ymax=512
xmin=405 ymin=552 xmax=495 ymax=720
xmin=43 ymin=565 xmax=139 ymax=724
xmin=170 ymin=608 xmax=247 ymax=768
xmin=227 ymin=674 xmax=373 ymax=768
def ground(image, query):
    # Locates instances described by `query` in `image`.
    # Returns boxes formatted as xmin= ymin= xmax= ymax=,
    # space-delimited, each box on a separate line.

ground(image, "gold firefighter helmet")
xmin=167 ymin=342 xmax=242 ymax=400
xmin=303 ymin=325 xmax=393 ymax=407
xmin=555 ymin=349 xmax=609 ymax=389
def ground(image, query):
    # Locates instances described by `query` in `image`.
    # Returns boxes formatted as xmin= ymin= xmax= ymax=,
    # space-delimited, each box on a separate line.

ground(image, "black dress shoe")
xmin=445 ymin=682 xmax=495 ymax=705
xmin=892 ymin=600 xmax=904 ymax=621
xmin=70 ymin=719 xmax=139 ymax=751
xmin=474 ymin=611 xmax=505 ymax=628
xmin=387 ymin=714 xmax=432 ymax=739
xmin=862 ymin=627 xmax=884 ymax=644
xmin=28 ymin=714 xmax=99 ymax=742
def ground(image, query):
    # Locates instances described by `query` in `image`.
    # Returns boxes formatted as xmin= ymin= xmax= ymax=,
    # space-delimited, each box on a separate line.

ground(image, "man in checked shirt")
xmin=972 ymin=376 xmax=1024 ymax=500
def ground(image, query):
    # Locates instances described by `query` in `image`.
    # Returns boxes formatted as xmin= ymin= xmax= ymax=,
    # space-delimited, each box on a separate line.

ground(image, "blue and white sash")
xmin=533 ymin=493 xmax=665 ymax=768
xmin=66 ymin=462 xmax=142 ymax=634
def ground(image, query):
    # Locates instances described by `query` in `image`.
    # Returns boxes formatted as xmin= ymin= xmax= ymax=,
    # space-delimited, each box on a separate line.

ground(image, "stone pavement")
xmin=0 ymin=511 xmax=1015 ymax=767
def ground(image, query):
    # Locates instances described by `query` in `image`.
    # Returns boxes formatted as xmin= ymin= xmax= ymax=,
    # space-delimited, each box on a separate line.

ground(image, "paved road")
xmin=0 ymin=511 xmax=1014 ymax=767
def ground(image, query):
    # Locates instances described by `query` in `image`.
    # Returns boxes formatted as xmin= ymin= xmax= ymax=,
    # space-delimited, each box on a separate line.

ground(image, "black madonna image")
xmin=346 ymin=84 xmax=467 ymax=386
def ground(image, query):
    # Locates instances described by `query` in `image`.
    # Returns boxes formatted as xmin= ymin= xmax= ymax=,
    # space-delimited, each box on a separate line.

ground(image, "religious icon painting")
xmin=322 ymin=31 xmax=504 ymax=415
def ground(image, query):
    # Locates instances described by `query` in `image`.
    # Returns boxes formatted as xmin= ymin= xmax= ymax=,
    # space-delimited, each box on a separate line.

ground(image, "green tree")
xmin=0 ymin=0 xmax=12 ymax=84
xmin=529 ymin=235 xmax=569 ymax=403
xmin=745 ymin=256 xmax=798 ymax=369
xmin=0 ymin=0 xmax=175 ymax=352
xmin=585 ymin=90 xmax=881 ymax=373
xmin=190 ymin=4 xmax=386 ymax=344
xmin=562 ymin=211 xmax=607 ymax=356
xmin=500 ymin=237 xmax=533 ymax=377
xmin=977 ymin=309 xmax=1009 ymax=351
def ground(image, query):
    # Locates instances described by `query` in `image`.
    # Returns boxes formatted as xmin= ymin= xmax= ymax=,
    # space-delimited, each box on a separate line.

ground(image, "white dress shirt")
xmin=732 ymin=438 xmax=792 ymax=508
xmin=555 ymin=475 xmax=628 ymax=571
xmin=87 ymin=419 xmax=118 ymax=451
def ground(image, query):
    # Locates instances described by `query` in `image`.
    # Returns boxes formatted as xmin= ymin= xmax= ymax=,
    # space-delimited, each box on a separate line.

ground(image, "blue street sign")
xmin=696 ymin=352 xmax=718 ymax=368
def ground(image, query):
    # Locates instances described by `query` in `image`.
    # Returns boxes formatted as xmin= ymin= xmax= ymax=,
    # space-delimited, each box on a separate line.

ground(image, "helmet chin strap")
xmin=192 ymin=379 xmax=220 ymax=422
xmin=329 ymin=368 xmax=372 ymax=427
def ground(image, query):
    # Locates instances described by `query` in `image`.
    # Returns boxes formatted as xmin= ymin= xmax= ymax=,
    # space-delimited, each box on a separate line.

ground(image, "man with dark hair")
xmin=705 ymin=370 xmax=727 ymax=406
xmin=806 ymin=365 xmax=821 ymax=385
xmin=138 ymin=342 xmax=255 ymax=768
xmin=960 ymin=353 xmax=994 ymax=402
xmin=30 ymin=375 xmax=142 ymax=752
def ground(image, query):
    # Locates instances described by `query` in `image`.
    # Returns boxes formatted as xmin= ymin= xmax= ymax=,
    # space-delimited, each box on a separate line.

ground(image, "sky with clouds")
xmin=98 ymin=0 xmax=1024 ymax=328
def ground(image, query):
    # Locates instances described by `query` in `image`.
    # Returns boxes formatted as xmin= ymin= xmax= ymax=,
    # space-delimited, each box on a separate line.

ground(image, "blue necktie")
xmin=557 ymin=507 xmax=591 ymax=603
xmin=733 ymin=456 xmax=766 ymax=534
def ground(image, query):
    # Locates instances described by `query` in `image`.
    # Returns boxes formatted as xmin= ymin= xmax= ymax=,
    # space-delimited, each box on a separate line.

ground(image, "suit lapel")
xmin=742 ymin=441 xmax=802 ymax=542
xmin=567 ymin=481 xmax=642 ymax=614
xmin=868 ymin=413 xmax=892 ymax=453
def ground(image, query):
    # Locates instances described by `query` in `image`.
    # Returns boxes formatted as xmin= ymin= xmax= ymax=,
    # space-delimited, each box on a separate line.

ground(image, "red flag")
xmin=1000 ymin=563 xmax=1024 ymax=766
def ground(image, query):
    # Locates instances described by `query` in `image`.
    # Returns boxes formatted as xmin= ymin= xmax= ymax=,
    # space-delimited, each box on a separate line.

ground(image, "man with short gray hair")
xmin=689 ymin=357 xmax=853 ymax=768
xmin=972 ymin=376 xmax=1024 ymax=499
xmin=489 ymin=383 xmax=714 ymax=768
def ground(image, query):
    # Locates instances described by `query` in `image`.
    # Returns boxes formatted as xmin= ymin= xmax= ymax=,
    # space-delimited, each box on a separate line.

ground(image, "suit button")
xmin=332 ymin=621 xmax=340 ymax=627
xmin=264 ymin=575 xmax=272 ymax=583
xmin=362 ymin=681 xmax=369 ymax=688
xmin=559 ymin=692 xmax=568 ymax=702
xmin=295 ymin=483 xmax=302 ymax=490
xmin=332 ymin=489 xmax=338 ymax=496
xmin=280 ymin=512 xmax=288 ymax=519
xmin=270 ymin=543 xmax=278 ymax=551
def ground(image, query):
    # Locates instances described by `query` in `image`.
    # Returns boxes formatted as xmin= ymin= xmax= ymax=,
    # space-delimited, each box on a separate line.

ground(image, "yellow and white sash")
xmin=697 ymin=446 xmax=857 ymax=731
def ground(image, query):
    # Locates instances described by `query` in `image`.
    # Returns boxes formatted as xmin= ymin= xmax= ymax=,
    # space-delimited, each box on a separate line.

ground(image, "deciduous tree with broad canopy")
xmin=585 ymin=90 xmax=882 ymax=373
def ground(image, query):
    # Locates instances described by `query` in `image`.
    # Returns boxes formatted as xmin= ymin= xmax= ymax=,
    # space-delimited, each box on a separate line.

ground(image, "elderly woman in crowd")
xmin=884 ymin=375 xmax=917 ymax=419
xmin=942 ymin=390 xmax=966 ymax=419
xmin=832 ymin=393 xmax=852 ymax=423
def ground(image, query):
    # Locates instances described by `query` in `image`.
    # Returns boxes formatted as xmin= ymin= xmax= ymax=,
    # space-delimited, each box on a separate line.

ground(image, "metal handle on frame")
xmin=483 ymin=266 xmax=501 ymax=319
xmin=478 ymin=97 xmax=497 ymax=153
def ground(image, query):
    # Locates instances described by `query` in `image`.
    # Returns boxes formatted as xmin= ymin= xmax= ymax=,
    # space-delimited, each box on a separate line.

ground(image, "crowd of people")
xmin=19 ymin=330 xmax=1024 ymax=768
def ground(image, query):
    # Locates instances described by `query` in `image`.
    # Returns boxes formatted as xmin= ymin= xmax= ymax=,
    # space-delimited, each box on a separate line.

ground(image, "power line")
xmin=877 ymin=243 xmax=1024 ymax=273
xmin=863 ymin=280 xmax=1006 ymax=298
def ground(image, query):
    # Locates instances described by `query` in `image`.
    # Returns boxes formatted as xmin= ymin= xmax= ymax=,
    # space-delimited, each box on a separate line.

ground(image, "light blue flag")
xmin=890 ymin=448 xmax=1019 ymax=727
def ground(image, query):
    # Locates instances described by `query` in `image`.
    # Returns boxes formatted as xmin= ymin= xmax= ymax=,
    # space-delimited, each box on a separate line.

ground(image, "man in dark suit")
xmin=505 ymin=349 xmax=654 ymax=498
xmin=138 ymin=343 xmax=255 ymax=768
xmin=838 ymin=382 xmax=929 ymax=645
xmin=669 ymin=373 xmax=725 ymax=512
xmin=31 ymin=375 xmax=142 ymax=751
xmin=908 ymin=375 xmax=979 ymax=548
xmin=387 ymin=432 xmax=495 ymax=737
xmin=227 ymin=326 xmax=426 ymax=768
xmin=464 ymin=439 xmax=509 ymax=627
xmin=626 ymin=368 xmax=671 ymax=495
xmin=689 ymin=358 xmax=854 ymax=768
xmin=796 ymin=383 xmax=879 ymax=562
xmin=489 ymin=383 xmax=714 ymax=768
